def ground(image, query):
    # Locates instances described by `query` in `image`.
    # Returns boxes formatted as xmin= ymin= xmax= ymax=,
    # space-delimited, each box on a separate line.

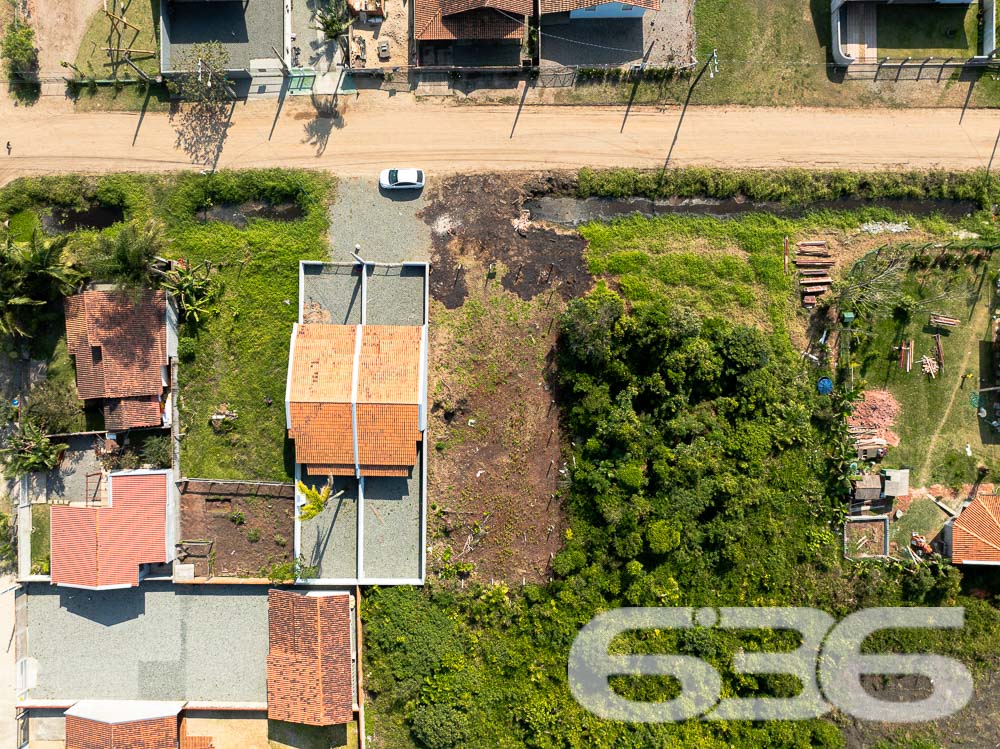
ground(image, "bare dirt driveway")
xmin=29 ymin=0 xmax=103 ymax=90
xmin=2 ymin=97 xmax=1000 ymax=185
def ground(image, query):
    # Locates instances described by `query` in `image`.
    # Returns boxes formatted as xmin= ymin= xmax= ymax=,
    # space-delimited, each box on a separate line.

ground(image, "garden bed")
xmin=178 ymin=479 xmax=295 ymax=578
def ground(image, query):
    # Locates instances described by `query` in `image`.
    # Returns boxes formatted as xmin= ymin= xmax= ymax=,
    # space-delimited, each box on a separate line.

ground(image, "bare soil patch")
xmin=844 ymin=517 xmax=888 ymax=558
xmin=848 ymin=389 xmax=902 ymax=446
xmin=420 ymin=173 xmax=589 ymax=309
xmin=421 ymin=174 xmax=590 ymax=584
xmin=178 ymin=480 xmax=294 ymax=577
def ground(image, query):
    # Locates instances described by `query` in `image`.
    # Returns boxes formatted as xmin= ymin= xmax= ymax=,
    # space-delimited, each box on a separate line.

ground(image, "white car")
xmin=379 ymin=168 xmax=425 ymax=190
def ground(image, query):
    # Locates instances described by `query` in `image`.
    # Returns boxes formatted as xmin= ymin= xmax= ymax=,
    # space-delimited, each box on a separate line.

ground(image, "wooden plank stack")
xmin=929 ymin=314 xmax=960 ymax=328
xmin=793 ymin=239 xmax=833 ymax=308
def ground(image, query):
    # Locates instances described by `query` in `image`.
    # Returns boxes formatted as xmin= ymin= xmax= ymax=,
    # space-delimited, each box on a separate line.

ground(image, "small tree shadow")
xmin=170 ymin=98 xmax=236 ymax=168
xmin=303 ymin=94 xmax=346 ymax=155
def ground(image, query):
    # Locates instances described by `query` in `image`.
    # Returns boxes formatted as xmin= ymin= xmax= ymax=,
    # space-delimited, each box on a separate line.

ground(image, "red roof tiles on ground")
xmin=64 ymin=290 xmax=167 ymax=430
xmin=51 ymin=472 xmax=169 ymax=589
xmin=953 ymin=494 xmax=1000 ymax=564
xmin=267 ymin=590 xmax=354 ymax=726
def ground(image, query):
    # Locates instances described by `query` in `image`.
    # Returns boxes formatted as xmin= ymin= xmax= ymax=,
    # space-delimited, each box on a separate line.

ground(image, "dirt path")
xmin=3 ymin=98 xmax=1000 ymax=184
xmin=917 ymin=293 xmax=991 ymax=483
xmin=29 ymin=0 xmax=103 ymax=78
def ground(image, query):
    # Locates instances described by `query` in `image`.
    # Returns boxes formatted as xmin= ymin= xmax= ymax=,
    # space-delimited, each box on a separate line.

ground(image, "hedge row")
xmin=576 ymin=167 xmax=993 ymax=207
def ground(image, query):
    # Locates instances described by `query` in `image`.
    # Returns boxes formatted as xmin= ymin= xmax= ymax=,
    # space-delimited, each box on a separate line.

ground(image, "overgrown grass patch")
xmin=168 ymin=170 xmax=333 ymax=480
xmin=30 ymin=504 xmax=49 ymax=575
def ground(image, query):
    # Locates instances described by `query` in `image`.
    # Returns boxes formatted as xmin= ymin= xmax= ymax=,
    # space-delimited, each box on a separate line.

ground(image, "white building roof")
xmin=65 ymin=700 xmax=186 ymax=724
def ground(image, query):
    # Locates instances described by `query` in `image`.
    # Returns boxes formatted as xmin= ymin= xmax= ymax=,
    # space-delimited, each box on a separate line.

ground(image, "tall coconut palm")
xmin=0 ymin=231 xmax=75 ymax=340
xmin=82 ymin=219 xmax=168 ymax=291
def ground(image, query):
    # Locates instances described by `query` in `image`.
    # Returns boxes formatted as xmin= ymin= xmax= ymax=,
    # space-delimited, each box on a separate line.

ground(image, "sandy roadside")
xmin=1 ymin=97 xmax=999 ymax=186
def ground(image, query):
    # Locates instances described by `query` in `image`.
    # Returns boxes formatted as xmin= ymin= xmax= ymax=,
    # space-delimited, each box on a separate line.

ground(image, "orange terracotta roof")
xmin=104 ymin=396 xmax=163 ymax=432
xmin=267 ymin=590 xmax=354 ymax=726
xmin=443 ymin=0 xmax=531 ymax=16
xmin=414 ymin=0 xmax=525 ymax=41
xmin=288 ymin=325 xmax=423 ymax=476
xmin=67 ymin=715 xmax=178 ymax=749
xmin=51 ymin=472 xmax=169 ymax=589
xmin=64 ymin=290 xmax=168 ymax=429
xmin=540 ymin=0 xmax=658 ymax=12
xmin=953 ymin=494 xmax=1000 ymax=564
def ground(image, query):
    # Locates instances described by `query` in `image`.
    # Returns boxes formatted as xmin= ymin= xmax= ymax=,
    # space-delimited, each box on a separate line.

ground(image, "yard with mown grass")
xmin=556 ymin=0 xmax=1000 ymax=108
xmin=877 ymin=4 xmax=980 ymax=59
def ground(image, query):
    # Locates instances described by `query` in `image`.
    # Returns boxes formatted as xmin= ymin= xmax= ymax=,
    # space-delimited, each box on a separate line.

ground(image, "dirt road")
xmin=1 ymin=97 xmax=1000 ymax=185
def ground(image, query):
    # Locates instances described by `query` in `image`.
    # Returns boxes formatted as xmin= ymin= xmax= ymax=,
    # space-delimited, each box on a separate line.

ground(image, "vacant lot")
xmin=420 ymin=174 xmax=582 ymax=584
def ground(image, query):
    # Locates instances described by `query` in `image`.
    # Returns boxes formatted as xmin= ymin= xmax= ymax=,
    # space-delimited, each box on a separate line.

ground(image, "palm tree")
xmin=82 ymin=219 xmax=167 ymax=291
xmin=0 ymin=232 xmax=75 ymax=340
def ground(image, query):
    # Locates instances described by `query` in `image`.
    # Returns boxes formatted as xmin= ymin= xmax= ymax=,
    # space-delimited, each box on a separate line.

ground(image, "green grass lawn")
xmin=854 ymin=254 xmax=1000 ymax=487
xmin=877 ymin=4 xmax=979 ymax=59
xmin=891 ymin=495 xmax=948 ymax=549
xmin=578 ymin=207 xmax=972 ymax=338
xmin=72 ymin=82 xmax=170 ymax=113
xmin=30 ymin=504 xmax=49 ymax=575
xmin=74 ymin=0 xmax=160 ymax=80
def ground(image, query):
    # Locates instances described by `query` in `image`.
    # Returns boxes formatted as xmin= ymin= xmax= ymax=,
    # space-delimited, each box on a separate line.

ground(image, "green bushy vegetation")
xmin=365 ymin=283 xmax=981 ymax=748
xmin=577 ymin=168 xmax=992 ymax=207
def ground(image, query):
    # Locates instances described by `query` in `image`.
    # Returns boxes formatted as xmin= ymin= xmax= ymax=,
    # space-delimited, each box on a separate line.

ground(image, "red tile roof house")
xmin=64 ymin=289 xmax=179 ymax=434
xmin=266 ymin=589 xmax=357 ymax=726
xmin=49 ymin=470 xmax=177 ymax=589
xmin=412 ymin=0 xmax=658 ymax=67
xmin=950 ymin=494 xmax=1000 ymax=565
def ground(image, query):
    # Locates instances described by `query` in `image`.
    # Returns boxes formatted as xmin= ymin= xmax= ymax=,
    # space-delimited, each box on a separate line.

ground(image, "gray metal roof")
xmin=25 ymin=582 xmax=270 ymax=702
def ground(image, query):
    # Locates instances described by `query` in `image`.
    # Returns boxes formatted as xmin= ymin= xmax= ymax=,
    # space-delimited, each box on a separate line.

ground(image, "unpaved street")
xmin=2 ymin=97 xmax=1000 ymax=185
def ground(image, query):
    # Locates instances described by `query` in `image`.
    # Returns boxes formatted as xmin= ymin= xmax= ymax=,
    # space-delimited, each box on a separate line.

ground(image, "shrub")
xmin=273 ymin=533 xmax=287 ymax=547
xmin=247 ymin=528 xmax=261 ymax=543
xmin=177 ymin=337 xmax=197 ymax=362
xmin=139 ymin=434 xmax=171 ymax=469
xmin=410 ymin=702 xmax=470 ymax=749
xmin=227 ymin=509 xmax=246 ymax=525
xmin=26 ymin=381 xmax=82 ymax=434
xmin=0 ymin=420 xmax=68 ymax=477
xmin=1 ymin=21 xmax=37 ymax=78
xmin=576 ymin=167 xmax=993 ymax=209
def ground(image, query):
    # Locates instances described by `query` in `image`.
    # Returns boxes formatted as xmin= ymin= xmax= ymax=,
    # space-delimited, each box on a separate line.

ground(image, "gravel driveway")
xmin=327 ymin=176 xmax=432 ymax=265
